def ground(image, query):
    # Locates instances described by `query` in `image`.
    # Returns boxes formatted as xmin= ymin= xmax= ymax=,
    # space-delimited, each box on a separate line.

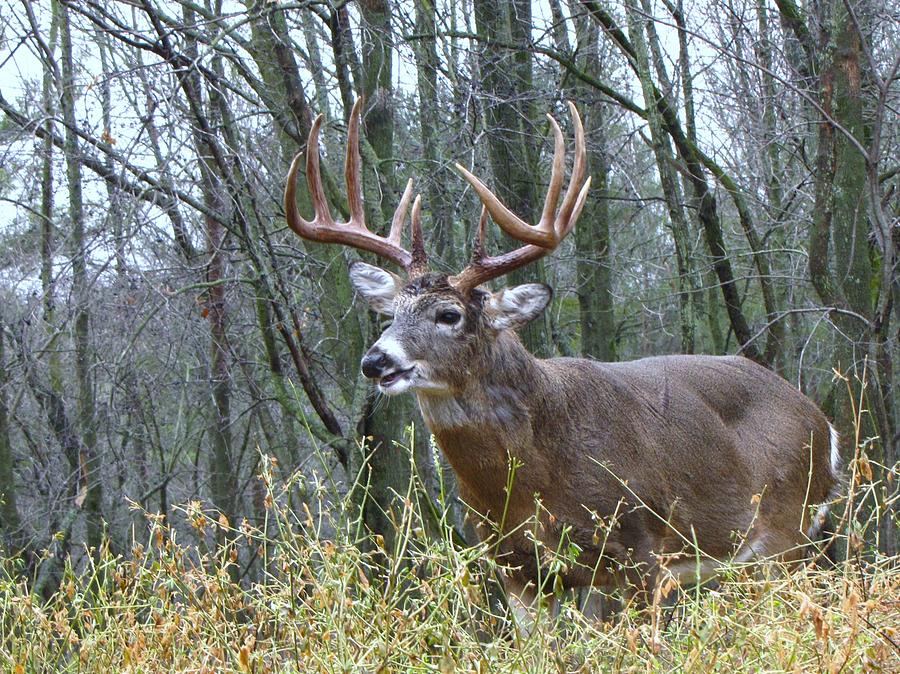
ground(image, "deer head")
xmin=284 ymin=100 xmax=590 ymax=396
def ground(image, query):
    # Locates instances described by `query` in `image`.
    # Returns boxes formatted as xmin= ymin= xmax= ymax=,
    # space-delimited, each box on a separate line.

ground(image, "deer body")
xmin=417 ymin=331 xmax=836 ymax=591
xmin=284 ymin=101 xmax=839 ymax=601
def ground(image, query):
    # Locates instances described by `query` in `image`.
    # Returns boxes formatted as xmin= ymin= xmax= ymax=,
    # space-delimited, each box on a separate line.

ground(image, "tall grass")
xmin=2 ymin=441 xmax=898 ymax=672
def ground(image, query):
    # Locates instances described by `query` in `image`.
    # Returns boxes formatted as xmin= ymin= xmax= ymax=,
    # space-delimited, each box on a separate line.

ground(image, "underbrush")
xmin=1 ymin=455 xmax=898 ymax=673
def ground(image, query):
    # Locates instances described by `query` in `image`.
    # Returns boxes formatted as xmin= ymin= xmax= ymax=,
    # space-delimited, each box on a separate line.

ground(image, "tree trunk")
xmin=627 ymin=0 xmax=698 ymax=354
xmin=581 ymin=0 xmax=764 ymax=363
xmin=671 ymin=0 xmax=716 ymax=357
xmin=413 ymin=0 xmax=455 ymax=267
xmin=356 ymin=0 xmax=422 ymax=549
xmin=60 ymin=0 xmax=103 ymax=553
xmin=569 ymin=8 xmax=617 ymax=361
xmin=806 ymin=0 xmax=895 ymax=554
xmin=38 ymin=3 xmax=61 ymax=386
xmin=96 ymin=24 xmax=148 ymax=544
xmin=246 ymin=2 xmax=366 ymax=412
xmin=174 ymin=2 xmax=238 ymax=528
xmin=472 ymin=0 xmax=553 ymax=357
xmin=0 ymin=311 xmax=24 ymax=554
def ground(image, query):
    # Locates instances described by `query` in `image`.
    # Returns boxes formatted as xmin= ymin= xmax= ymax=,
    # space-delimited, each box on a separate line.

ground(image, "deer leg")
xmin=504 ymin=579 xmax=559 ymax=634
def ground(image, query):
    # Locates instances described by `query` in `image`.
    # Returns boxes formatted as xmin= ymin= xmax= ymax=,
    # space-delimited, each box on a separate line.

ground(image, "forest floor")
xmin=2 ymin=461 xmax=898 ymax=673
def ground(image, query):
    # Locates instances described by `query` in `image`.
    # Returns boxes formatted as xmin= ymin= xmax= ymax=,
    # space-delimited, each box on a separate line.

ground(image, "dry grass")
xmin=2 ymin=452 xmax=898 ymax=673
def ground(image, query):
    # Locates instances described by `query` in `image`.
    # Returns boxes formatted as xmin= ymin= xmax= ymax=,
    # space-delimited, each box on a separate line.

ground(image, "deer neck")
xmin=415 ymin=331 xmax=544 ymax=509
xmin=417 ymin=330 xmax=540 ymax=427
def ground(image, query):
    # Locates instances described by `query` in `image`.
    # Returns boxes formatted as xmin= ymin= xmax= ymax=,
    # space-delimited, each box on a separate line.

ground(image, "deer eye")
xmin=436 ymin=309 xmax=462 ymax=326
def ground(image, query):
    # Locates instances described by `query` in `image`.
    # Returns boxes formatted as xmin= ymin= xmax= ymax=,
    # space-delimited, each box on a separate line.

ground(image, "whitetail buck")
xmin=284 ymin=100 xmax=840 ymax=606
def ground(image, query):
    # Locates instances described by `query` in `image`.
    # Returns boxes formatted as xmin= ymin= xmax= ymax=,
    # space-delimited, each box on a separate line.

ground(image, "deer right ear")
xmin=348 ymin=261 xmax=401 ymax=315
xmin=485 ymin=283 xmax=552 ymax=331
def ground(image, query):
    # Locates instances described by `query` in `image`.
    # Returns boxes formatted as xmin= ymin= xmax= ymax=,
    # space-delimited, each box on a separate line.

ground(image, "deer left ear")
xmin=349 ymin=261 xmax=402 ymax=315
xmin=485 ymin=284 xmax=552 ymax=331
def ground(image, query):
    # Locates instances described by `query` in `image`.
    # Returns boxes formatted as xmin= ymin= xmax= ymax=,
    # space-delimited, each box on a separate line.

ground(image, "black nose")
xmin=361 ymin=349 xmax=394 ymax=379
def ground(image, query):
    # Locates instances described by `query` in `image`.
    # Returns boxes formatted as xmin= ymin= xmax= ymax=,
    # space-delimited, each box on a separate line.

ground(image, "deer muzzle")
xmin=361 ymin=350 xmax=394 ymax=379
xmin=360 ymin=335 xmax=415 ymax=393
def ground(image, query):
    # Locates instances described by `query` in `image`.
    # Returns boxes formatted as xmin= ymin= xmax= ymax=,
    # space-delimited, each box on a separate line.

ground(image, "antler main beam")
xmin=284 ymin=99 xmax=426 ymax=274
xmin=451 ymin=102 xmax=591 ymax=295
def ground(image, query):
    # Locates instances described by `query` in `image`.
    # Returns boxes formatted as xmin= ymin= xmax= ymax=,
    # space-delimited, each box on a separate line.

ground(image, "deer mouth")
xmin=379 ymin=367 xmax=414 ymax=390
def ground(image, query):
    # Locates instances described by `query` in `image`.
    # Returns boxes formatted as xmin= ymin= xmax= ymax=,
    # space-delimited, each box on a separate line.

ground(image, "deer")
xmin=283 ymin=100 xmax=841 ymax=611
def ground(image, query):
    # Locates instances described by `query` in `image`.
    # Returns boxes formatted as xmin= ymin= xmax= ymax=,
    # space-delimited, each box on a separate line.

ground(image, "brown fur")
xmin=371 ymin=273 xmax=838 ymax=596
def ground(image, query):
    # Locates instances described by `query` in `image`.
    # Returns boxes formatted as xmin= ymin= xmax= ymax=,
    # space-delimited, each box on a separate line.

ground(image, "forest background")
xmin=0 ymin=1 xmax=897 ymax=665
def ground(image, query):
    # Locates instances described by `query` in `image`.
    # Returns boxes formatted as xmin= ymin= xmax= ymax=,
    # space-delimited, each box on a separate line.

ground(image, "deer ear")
xmin=349 ymin=261 xmax=402 ymax=315
xmin=485 ymin=284 xmax=552 ymax=331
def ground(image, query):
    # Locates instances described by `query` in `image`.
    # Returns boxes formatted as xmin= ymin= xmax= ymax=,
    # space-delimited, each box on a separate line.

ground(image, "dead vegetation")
xmin=2 ymin=450 xmax=897 ymax=674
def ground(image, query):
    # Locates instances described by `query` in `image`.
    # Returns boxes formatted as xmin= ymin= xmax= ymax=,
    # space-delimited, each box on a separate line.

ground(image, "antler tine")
xmin=473 ymin=206 xmax=489 ymax=261
xmin=450 ymin=103 xmax=590 ymax=295
xmin=410 ymin=195 xmax=427 ymax=273
xmin=388 ymin=178 xmax=429 ymax=272
xmin=305 ymin=114 xmax=335 ymax=227
xmin=344 ymin=98 xmax=366 ymax=228
xmin=446 ymin=207 xmax=490 ymax=291
xmin=284 ymin=152 xmax=307 ymax=237
xmin=539 ymin=113 xmax=566 ymax=234
xmin=389 ymin=178 xmax=415 ymax=246
xmin=285 ymin=114 xmax=334 ymax=239
xmin=454 ymin=163 xmax=555 ymax=248
xmin=569 ymin=176 xmax=592 ymax=235
xmin=283 ymin=99 xmax=419 ymax=272
xmin=555 ymin=101 xmax=587 ymax=237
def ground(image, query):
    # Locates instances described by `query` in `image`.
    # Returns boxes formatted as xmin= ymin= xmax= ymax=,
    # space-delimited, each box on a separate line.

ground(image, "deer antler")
xmin=284 ymin=99 xmax=427 ymax=274
xmin=450 ymin=102 xmax=591 ymax=295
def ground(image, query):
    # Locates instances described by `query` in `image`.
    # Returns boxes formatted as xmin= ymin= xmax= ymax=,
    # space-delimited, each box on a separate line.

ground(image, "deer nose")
xmin=361 ymin=349 xmax=394 ymax=379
